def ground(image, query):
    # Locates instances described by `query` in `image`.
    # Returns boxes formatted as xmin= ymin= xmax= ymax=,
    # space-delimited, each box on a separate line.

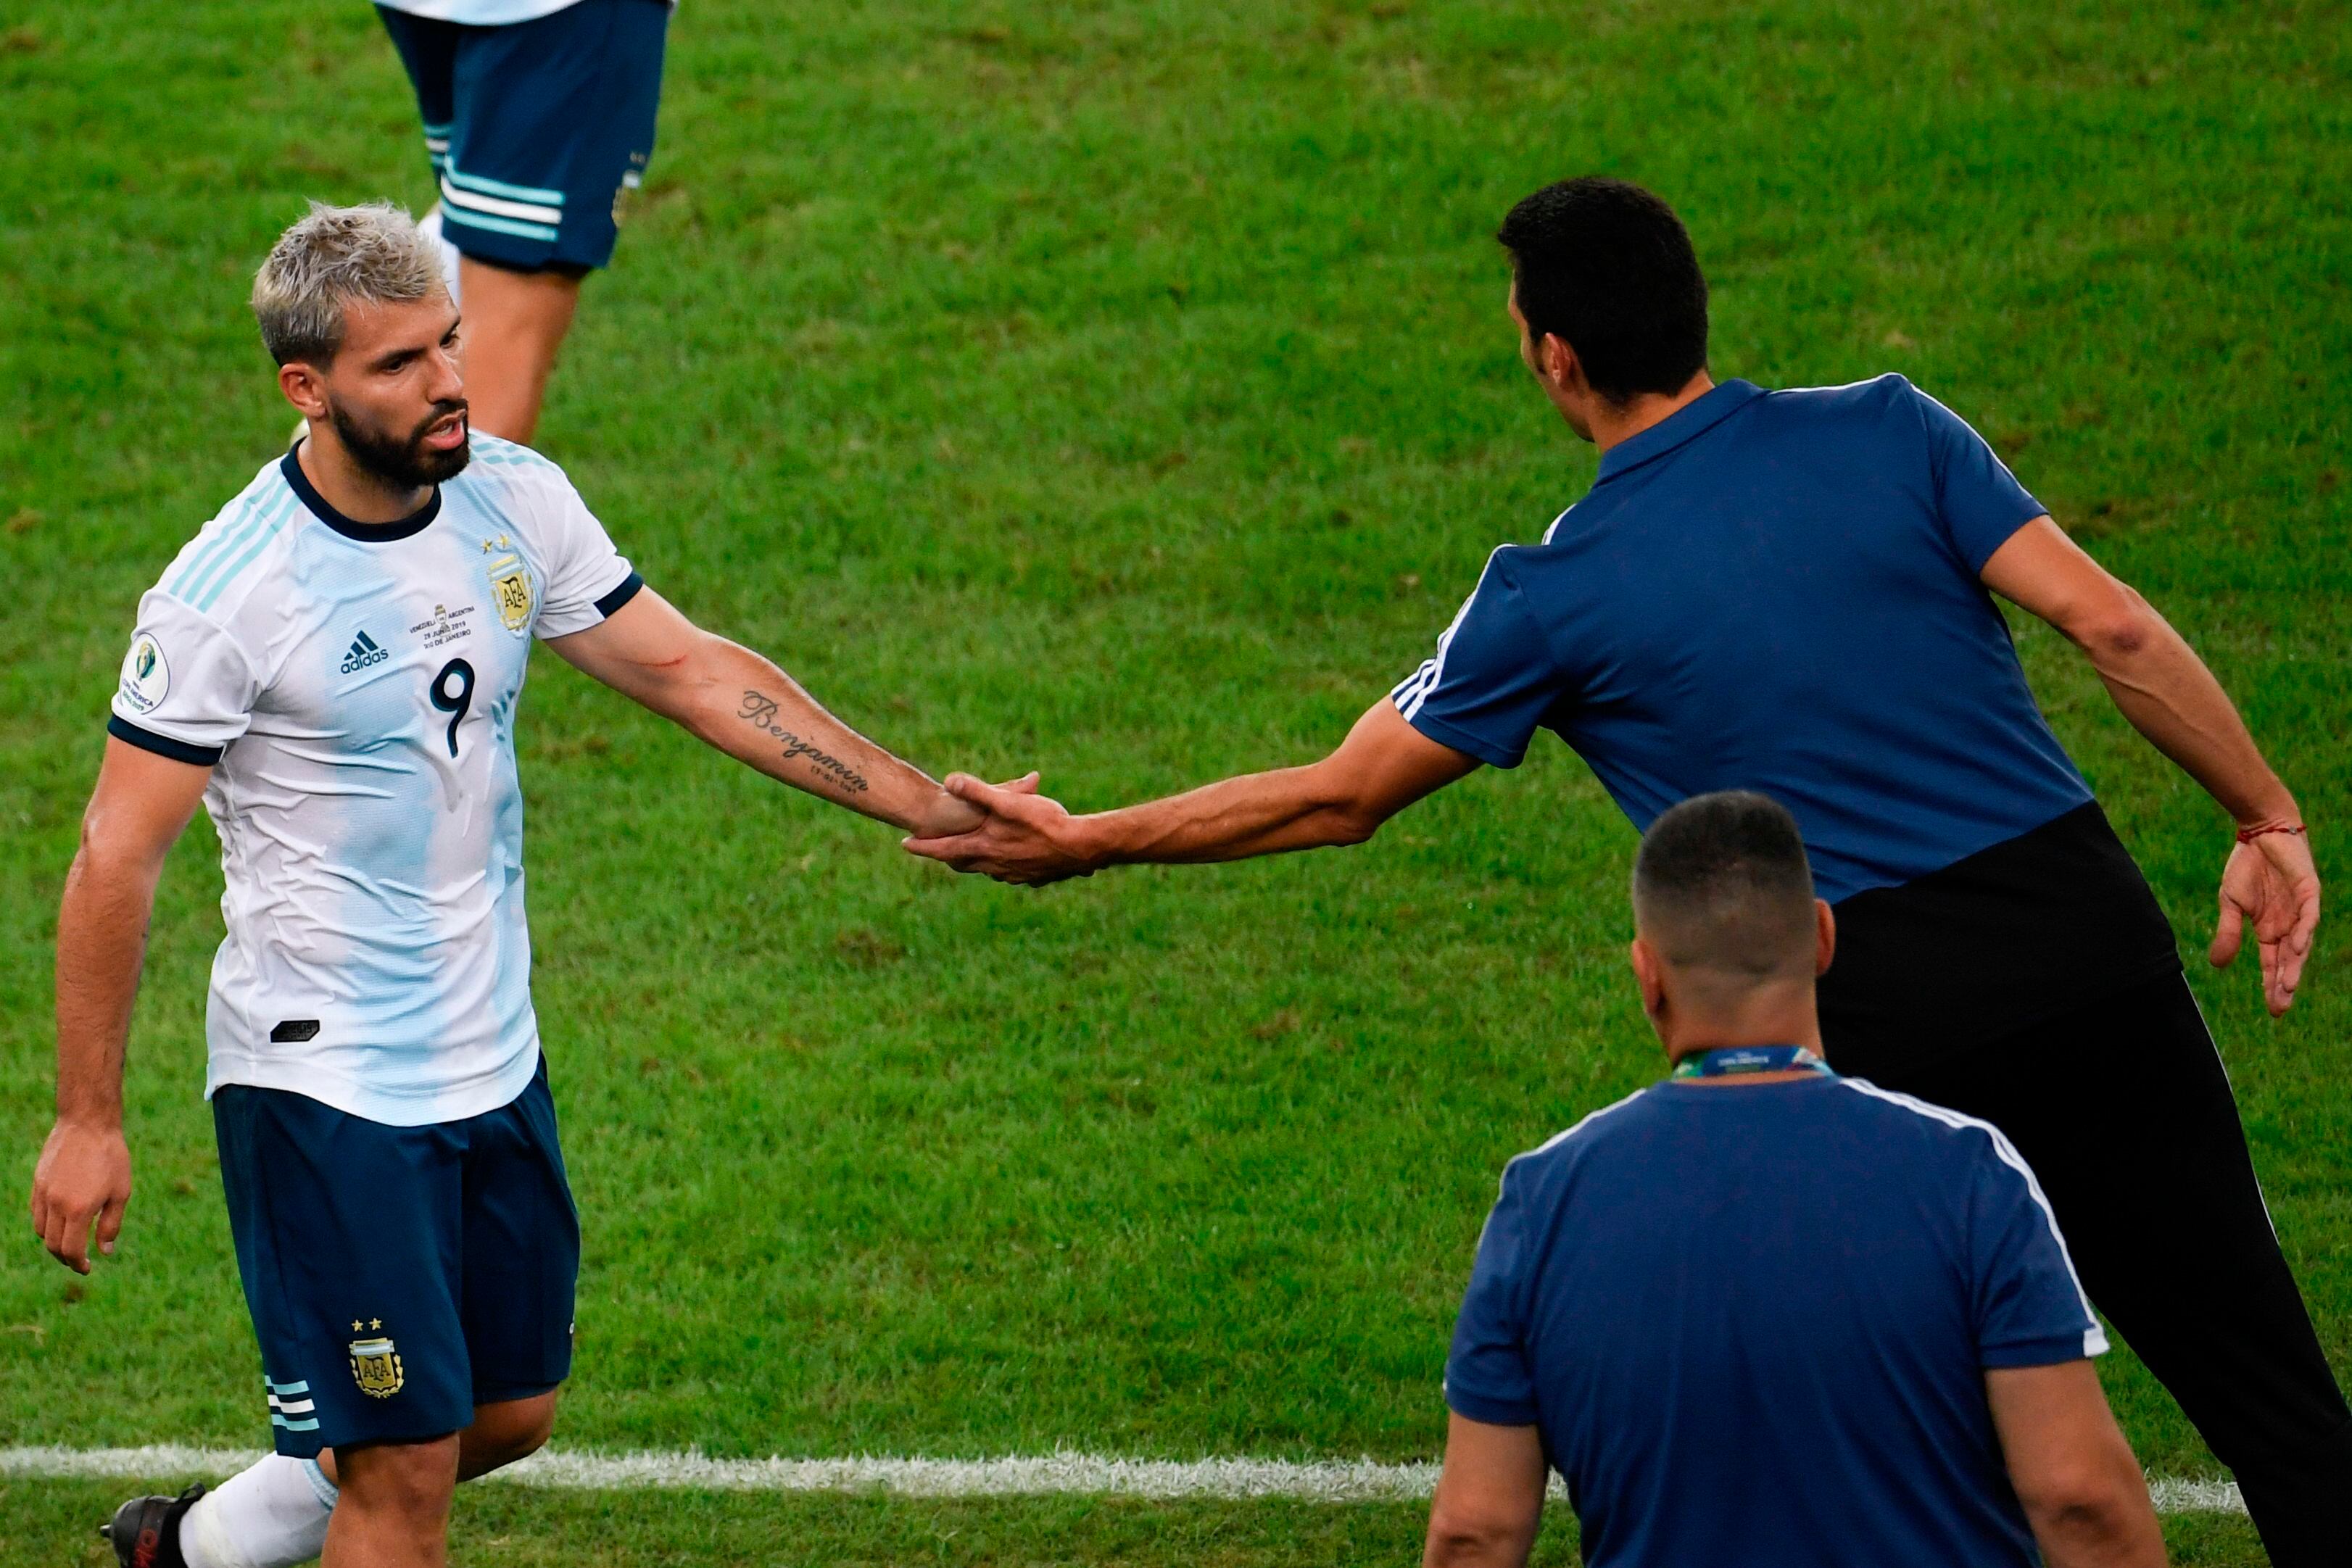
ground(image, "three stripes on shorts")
xmin=423 ymin=124 xmax=566 ymax=245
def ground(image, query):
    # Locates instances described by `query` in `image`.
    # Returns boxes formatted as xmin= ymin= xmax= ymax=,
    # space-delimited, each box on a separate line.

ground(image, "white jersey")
xmin=374 ymin=0 xmax=588 ymax=25
xmin=373 ymin=0 xmax=673 ymax=25
xmin=110 ymin=435 xmax=638 ymax=1125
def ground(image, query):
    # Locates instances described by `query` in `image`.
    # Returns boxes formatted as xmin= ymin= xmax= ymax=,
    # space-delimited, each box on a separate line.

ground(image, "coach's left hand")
xmin=2211 ymin=827 xmax=2321 ymax=1016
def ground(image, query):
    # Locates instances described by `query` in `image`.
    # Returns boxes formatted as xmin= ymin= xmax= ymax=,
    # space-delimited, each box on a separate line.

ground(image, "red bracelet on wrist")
xmin=2236 ymin=822 xmax=2308 ymax=845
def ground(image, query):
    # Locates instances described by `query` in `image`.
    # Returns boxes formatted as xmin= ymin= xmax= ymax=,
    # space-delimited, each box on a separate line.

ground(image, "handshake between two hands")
xmin=900 ymin=772 xmax=1097 ymax=886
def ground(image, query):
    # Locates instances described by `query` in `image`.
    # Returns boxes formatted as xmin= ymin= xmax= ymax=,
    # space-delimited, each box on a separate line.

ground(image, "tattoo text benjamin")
xmin=738 ymin=690 xmax=871 ymax=795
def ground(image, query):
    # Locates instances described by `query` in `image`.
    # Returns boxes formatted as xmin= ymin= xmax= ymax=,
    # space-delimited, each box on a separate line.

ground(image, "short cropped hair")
xmin=1631 ymin=792 xmax=1816 ymax=979
xmin=1497 ymin=177 xmax=1710 ymax=405
xmin=251 ymin=201 xmax=445 ymax=367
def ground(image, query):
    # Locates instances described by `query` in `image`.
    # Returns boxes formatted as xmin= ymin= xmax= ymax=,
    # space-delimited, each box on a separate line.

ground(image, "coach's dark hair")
xmin=1631 ymin=791 xmax=1815 ymax=977
xmin=1498 ymin=177 xmax=1709 ymax=405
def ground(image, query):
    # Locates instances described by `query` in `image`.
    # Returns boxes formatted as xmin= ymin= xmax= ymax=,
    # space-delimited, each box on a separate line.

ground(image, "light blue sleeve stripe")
xmin=180 ymin=486 xmax=295 ymax=610
xmin=442 ymin=206 xmax=561 ymax=244
xmin=264 ymin=1377 xmax=311 ymax=1394
xmin=175 ymin=487 xmax=292 ymax=607
xmin=271 ymin=1414 xmax=323 ymax=1432
xmin=444 ymin=165 xmax=566 ymax=206
xmin=165 ymin=492 xmax=268 ymax=597
xmin=421 ymin=120 xmax=454 ymax=136
xmin=190 ymin=488 xmax=299 ymax=613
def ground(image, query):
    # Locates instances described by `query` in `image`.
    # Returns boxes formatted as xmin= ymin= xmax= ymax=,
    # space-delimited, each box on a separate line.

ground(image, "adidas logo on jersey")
xmin=340 ymin=631 xmax=389 ymax=674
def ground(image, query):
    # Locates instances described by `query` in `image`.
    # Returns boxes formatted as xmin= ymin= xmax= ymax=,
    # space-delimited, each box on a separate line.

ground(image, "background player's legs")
xmin=1875 ymin=972 xmax=2352 ymax=1566
xmin=423 ymin=0 xmax=668 ymax=444
xmin=452 ymin=258 xmax=579 ymax=444
xmin=324 ymin=1435 xmax=458 ymax=1568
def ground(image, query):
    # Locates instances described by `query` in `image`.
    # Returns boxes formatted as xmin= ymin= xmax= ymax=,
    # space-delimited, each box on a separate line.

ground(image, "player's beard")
xmin=329 ymin=398 xmax=472 ymax=490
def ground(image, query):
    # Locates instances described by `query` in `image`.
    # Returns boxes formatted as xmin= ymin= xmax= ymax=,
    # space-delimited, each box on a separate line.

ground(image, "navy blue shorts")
xmin=377 ymin=0 xmax=669 ymax=273
xmin=212 ymin=1059 xmax=580 ymax=1456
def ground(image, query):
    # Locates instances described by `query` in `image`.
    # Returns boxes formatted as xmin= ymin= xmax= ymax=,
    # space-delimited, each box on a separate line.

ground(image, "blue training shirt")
xmin=1390 ymin=376 xmax=2087 ymax=903
xmin=1446 ymin=1074 xmax=2105 ymax=1568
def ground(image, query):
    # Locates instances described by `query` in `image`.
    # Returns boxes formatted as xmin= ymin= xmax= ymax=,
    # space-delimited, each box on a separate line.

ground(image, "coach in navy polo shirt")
xmin=911 ymin=177 xmax=2346 ymax=1561
xmin=1423 ymin=792 xmax=2164 ymax=1568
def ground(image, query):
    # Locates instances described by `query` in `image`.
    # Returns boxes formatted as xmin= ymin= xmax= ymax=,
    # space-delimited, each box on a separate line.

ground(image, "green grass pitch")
xmin=2 ymin=0 xmax=2345 ymax=1562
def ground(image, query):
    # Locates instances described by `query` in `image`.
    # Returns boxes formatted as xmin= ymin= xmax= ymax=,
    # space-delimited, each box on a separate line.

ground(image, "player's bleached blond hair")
xmin=251 ymin=201 xmax=446 ymax=367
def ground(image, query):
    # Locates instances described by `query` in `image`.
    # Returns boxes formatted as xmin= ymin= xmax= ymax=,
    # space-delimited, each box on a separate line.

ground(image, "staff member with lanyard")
xmin=1424 ymin=791 xmax=2165 ymax=1568
xmin=909 ymin=176 xmax=2345 ymax=1561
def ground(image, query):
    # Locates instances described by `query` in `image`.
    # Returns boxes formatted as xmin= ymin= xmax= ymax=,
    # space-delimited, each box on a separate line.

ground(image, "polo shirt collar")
xmin=1594 ymin=378 xmax=1766 ymax=484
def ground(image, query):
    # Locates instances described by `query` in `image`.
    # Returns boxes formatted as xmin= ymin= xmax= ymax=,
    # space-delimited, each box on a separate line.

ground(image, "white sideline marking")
xmin=0 ymin=1445 xmax=2247 ymax=1514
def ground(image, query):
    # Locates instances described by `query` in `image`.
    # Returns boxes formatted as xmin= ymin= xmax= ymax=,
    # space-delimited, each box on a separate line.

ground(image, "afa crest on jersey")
xmin=483 ymin=534 xmax=534 ymax=633
xmin=348 ymin=1335 xmax=405 ymax=1398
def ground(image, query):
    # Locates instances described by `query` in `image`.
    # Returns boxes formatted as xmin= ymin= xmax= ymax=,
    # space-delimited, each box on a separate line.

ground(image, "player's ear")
xmin=278 ymin=360 xmax=328 ymax=421
xmin=1813 ymin=899 xmax=1836 ymax=977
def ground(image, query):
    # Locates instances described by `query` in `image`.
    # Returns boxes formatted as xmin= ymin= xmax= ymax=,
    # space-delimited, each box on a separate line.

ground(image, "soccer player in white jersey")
xmin=27 ymin=202 xmax=987 ymax=1568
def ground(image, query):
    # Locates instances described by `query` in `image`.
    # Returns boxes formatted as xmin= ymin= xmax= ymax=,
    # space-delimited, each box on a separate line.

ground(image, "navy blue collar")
xmin=281 ymin=444 xmax=442 ymax=542
xmin=1594 ymin=378 xmax=1767 ymax=484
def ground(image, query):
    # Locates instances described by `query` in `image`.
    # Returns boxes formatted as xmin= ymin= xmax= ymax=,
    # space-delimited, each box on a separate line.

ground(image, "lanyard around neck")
xmin=1670 ymin=1045 xmax=1834 ymax=1081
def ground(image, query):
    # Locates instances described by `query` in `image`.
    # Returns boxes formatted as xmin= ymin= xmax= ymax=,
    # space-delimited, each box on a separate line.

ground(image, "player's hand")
xmin=903 ymin=773 xmax=1097 ymax=885
xmin=905 ymin=776 xmax=1016 ymax=840
xmin=2211 ymin=828 xmax=2320 ymax=1017
xmin=29 ymin=1119 xmax=132 ymax=1275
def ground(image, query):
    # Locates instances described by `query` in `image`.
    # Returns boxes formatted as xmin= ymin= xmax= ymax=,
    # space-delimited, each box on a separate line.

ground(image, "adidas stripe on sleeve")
xmin=1389 ymin=547 xmax=1568 ymax=768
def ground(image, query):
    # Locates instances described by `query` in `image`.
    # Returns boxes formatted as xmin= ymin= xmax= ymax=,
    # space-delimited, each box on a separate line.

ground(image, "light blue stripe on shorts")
xmin=442 ymin=206 xmax=560 ymax=244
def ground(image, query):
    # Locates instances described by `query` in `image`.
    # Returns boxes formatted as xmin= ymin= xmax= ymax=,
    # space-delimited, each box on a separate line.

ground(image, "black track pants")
xmin=1849 ymin=969 xmax=2352 ymax=1565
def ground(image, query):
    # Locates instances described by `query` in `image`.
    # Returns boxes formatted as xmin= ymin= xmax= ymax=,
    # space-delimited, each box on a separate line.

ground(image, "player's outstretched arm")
xmin=903 ymin=697 xmax=1479 ymax=885
xmin=31 ymin=739 xmax=210 ymax=1274
xmin=1982 ymin=518 xmax=2318 ymax=1016
xmin=545 ymin=588 xmax=985 ymax=837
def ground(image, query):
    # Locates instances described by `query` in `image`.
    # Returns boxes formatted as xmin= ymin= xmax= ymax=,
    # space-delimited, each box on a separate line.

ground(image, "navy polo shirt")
xmin=1393 ymin=375 xmax=2084 ymax=903
xmin=1391 ymin=376 xmax=2179 ymax=1063
xmin=1446 ymin=1074 xmax=2105 ymax=1568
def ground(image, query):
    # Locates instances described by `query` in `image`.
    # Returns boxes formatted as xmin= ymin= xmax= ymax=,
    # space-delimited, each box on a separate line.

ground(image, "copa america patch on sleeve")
xmin=118 ymin=631 xmax=170 ymax=713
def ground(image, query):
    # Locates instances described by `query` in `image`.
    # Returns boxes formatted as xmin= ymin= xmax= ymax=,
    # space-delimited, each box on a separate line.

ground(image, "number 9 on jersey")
xmin=430 ymin=659 xmax=476 ymax=758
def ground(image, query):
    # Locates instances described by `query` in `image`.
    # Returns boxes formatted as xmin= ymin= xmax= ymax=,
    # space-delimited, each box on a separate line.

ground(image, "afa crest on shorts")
xmin=348 ymin=1334 xmax=405 ymax=1398
xmin=482 ymin=534 xmax=534 ymax=634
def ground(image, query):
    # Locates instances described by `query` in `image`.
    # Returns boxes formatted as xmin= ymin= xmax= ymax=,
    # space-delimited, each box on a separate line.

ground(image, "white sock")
xmin=418 ymin=204 xmax=464 ymax=307
xmin=179 ymin=1453 xmax=337 ymax=1568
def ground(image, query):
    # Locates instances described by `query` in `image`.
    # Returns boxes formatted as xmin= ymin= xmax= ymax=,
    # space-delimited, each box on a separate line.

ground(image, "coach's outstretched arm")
xmin=547 ymin=588 xmax=990 ymax=837
xmin=903 ymin=699 xmax=1478 ymax=884
xmin=1982 ymin=518 xmax=2319 ymax=1016
xmin=30 ymin=741 xmax=211 ymax=1274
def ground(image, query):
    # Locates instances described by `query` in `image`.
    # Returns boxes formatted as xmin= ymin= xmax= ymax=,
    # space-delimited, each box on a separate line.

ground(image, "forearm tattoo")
xmin=737 ymin=689 xmax=871 ymax=796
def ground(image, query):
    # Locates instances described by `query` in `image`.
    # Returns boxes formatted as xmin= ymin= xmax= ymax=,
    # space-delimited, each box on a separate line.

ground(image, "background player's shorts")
xmin=377 ymin=0 xmax=669 ymax=273
xmin=212 ymin=1058 xmax=580 ymax=1457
